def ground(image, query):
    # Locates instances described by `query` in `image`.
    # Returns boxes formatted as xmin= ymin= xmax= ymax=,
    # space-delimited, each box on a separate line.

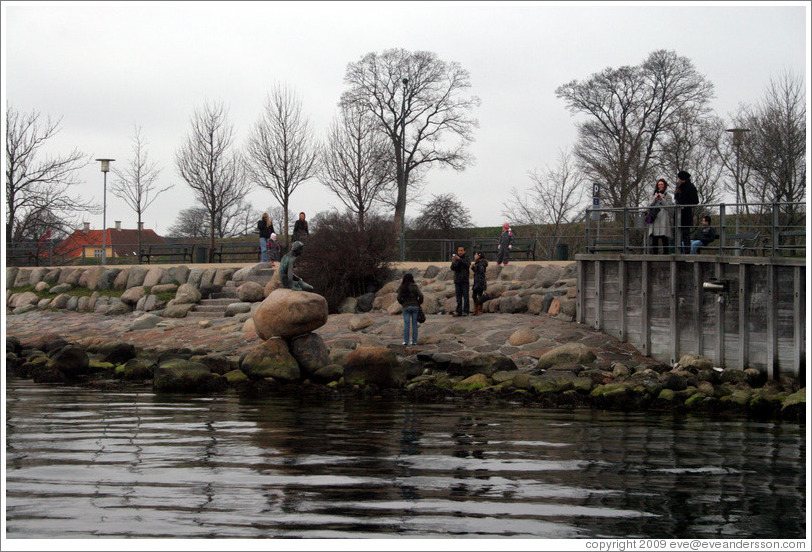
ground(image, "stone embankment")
xmin=5 ymin=262 xmax=806 ymax=421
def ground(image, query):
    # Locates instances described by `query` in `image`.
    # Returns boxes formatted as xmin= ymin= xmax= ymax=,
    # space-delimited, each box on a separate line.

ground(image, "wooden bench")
xmin=139 ymin=244 xmax=195 ymax=264
xmin=471 ymin=238 xmax=537 ymax=261
xmin=774 ymin=230 xmax=805 ymax=256
xmin=588 ymin=239 xmax=625 ymax=253
xmin=211 ymin=243 xmax=261 ymax=263
xmin=725 ymin=232 xmax=761 ymax=256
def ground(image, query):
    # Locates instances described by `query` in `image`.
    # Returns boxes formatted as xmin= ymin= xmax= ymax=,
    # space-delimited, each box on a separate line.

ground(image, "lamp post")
xmin=725 ymin=128 xmax=749 ymax=237
xmin=400 ymin=77 xmax=408 ymax=262
xmin=96 ymin=158 xmax=115 ymax=266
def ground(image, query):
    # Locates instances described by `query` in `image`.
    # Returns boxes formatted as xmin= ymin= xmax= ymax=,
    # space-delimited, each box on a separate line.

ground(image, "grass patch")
xmin=8 ymin=285 xmax=124 ymax=300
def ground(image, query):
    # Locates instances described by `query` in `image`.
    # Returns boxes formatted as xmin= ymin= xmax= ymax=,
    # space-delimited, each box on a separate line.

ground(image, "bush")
xmin=295 ymin=212 xmax=396 ymax=312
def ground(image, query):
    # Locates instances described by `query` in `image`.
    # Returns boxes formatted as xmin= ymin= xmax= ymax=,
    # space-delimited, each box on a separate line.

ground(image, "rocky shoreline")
xmin=5 ymin=262 xmax=806 ymax=422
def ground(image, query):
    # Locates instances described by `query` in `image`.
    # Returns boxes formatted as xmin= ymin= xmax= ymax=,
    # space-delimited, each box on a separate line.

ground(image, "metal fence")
xmin=583 ymin=201 xmax=805 ymax=257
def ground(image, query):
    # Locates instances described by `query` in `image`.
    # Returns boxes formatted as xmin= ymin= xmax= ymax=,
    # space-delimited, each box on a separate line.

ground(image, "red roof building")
xmin=55 ymin=222 xmax=165 ymax=260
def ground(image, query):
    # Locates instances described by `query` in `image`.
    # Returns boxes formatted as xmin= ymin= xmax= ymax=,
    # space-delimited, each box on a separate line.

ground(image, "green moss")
xmin=657 ymin=388 xmax=676 ymax=401
xmin=684 ymin=392 xmax=708 ymax=407
xmin=782 ymin=388 xmax=806 ymax=411
xmin=590 ymin=383 xmax=631 ymax=397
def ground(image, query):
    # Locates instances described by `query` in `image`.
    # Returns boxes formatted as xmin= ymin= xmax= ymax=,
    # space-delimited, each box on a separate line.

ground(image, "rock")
xmin=343 ymin=346 xmax=405 ymax=387
xmin=348 ymin=315 xmax=375 ymax=332
xmin=547 ymin=297 xmax=561 ymax=317
xmin=34 ymin=281 xmax=50 ymax=292
xmin=224 ymin=369 xmax=249 ymax=386
xmin=153 ymin=358 xmax=226 ymax=393
xmin=287 ymin=333 xmax=331 ymax=378
xmin=190 ymin=354 xmax=236 ymax=375
xmin=337 ymin=297 xmax=357 ymax=314
xmin=720 ymin=368 xmax=749 ymax=385
xmin=80 ymin=266 xmax=105 ymax=290
xmin=173 ymin=283 xmax=202 ymax=305
xmin=14 ymin=268 xmax=32 ymax=287
xmin=49 ymin=283 xmax=72 ymax=295
xmin=113 ymin=268 xmax=131 ymax=290
xmin=225 ymin=302 xmax=252 ymax=317
xmin=129 ymin=313 xmax=163 ymax=330
xmin=76 ymin=296 xmax=90 ymax=312
xmin=386 ymin=301 xmax=403 ymax=315
xmin=423 ymin=265 xmax=441 ymax=279
xmin=121 ymin=286 xmax=147 ymax=306
xmin=116 ymin=358 xmax=156 ymax=380
xmin=459 ymin=353 xmax=518 ymax=377
xmin=11 ymin=291 xmax=39 ymax=308
xmin=242 ymin=318 xmax=257 ymax=334
xmin=163 ymin=304 xmax=193 ymax=318
xmin=356 ymin=292 xmax=375 ymax=313
xmin=106 ymin=301 xmax=132 ymax=316
xmin=166 ymin=266 xmax=190 ymax=285
xmin=150 ymin=283 xmax=178 ymax=294
xmin=142 ymin=267 xmax=166 ymax=288
xmin=678 ymin=354 xmax=714 ymax=372
xmin=99 ymin=342 xmax=137 ymax=364
xmin=237 ymin=281 xmax=265 ymax=303
xmin=499 ymin=295 xmax=528 ymax=314
xmin=13 ymin=304 xmax=38 ymax=315
xmin=50 ymin=293 xmax=71 ymax=309
xmin=508 ymin=327 xmax=538 ymax=346
xmin=65 ymin=296 xmax=79 ymax=311
xmin=232 ymin=263 xmax=275 ymax=286
xmin=517 ymin=264 xmax=541 ymax=280
xmin=537 ymin=343 xmax=596 ymax=370
xmin=253 ymin=288 xmax=328 ymax=340
xmin=126 ymin=266 xmax=149 ymax=289
xmin=213 ymin=268 xmax=235 ymax=287
xmin=781 ymin=389 xmax=806 ymax=420
xmin=312 ymin=364 xmax=344 ymax=383
xmin=186 ymin=268 xmax=205 ymax=288
xmin=661 ymin=372 xmax=688 ymax=391
xmin=7 ymin=267 xmax=20 ymax=287
xmin=454 ymin=373 xmax=490 ymax=391
xmin=25 ymin=333 xmax=69 ymax=353
xmin=198 ymin=320 xmax=212 ymax=328
xmin=47 ymin=345 xmax=90 ymax=378
xmin=42 ymin=268 xmax=61 ymax=284
xmin=37 ymin=298 xmax=52 ymax=309
xmin=97 ymin=268 xmax=120 ymax=290
xmin=240 ymin=338 xmax=300 ymax=382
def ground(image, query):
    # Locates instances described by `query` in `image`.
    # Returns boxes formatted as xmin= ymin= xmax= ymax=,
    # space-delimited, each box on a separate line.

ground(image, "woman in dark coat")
xmin=397 ymin=273 xmax=424 ymax=346
xmin=470 ymin=251 xmax=488 ymax=316
xmin=674 ymin=170 xmax=699 ymax=254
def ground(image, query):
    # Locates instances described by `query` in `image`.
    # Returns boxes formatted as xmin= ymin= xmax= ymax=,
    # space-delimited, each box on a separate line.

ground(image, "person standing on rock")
xmin=279 ymin=241 xmax=313 ymax=292
xmin=292 ymin=212 xmax=309 ymax=243
xmin=451 ymin=245 xmax=471 ymax=316
xmin=397 ymin=273 xmax=424 ymax=346
xmin=497 ymin=222 xmax=515 ymax=266
xmin=471 ymin=251 xmax=488 ymax=316
xmin=258 ymin=212 xmax=274 ymax=262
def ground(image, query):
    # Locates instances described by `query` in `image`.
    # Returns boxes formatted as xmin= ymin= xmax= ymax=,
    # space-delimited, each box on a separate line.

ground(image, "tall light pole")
xmin=400 ymin=76 xmax=408 ymax=262
xmin=96 ymin=158 xmax=115 ymax=265
xmin=725 ymin=128 xmax=749 ymax=236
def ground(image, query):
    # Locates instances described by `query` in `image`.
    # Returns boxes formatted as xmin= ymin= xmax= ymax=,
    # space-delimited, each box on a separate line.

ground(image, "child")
xmin=267 ymin=232 xmax=282 ymax=266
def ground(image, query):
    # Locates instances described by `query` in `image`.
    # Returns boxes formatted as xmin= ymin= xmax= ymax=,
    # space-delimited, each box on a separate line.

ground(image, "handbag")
xmin=645 ymin=207 xmax=660 ymax=224
xmin=417 ymin=307 xmax=426 ymax=324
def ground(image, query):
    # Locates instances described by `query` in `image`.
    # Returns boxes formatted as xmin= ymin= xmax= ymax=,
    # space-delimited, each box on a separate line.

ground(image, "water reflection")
xmin=5 ymin=380 xmax=806 ymax=539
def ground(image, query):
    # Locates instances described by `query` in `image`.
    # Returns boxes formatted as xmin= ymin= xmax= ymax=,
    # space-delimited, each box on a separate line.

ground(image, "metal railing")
xmin=583 ymin=201 xmax=806 ymax=257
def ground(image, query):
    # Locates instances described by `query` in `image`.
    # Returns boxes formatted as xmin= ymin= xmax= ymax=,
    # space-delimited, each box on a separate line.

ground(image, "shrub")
xmin=295 ymin=211 xmax=396 ymax=312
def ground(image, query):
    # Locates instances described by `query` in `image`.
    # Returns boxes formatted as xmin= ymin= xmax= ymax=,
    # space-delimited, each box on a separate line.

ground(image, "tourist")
xmin=267 ymin=232 xmax=282 ymax=266
xmin=471 ymin=251 xmax=488 ymax=315
xmin=674 ymin=170 xmax=699 ymax=254
xmin=689 ymin=216 xmax=717 ymax=254
xmin=397 ymin=273 xmax=424 ymax=346
xmin=292 ymin=212 xmax=309 ymax=243
xmin=257 ymin=212 xmax=274 ymax=262
xmin=450 ymin=245 xmax=471 ymax=316
xmin=646 ymin=179 xmax=674 ymax=254
xmin=497 ymin=222 xmax=515 ymax=266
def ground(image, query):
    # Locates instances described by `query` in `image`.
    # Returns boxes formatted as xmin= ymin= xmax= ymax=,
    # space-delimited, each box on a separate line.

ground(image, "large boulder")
xmin=10 ymin=291 xmax=39 ymax=308
xmin=113 ymin=268 xmax=131 ymax=290
xmin=98 ymin=342 xmax=137 ymax=364
xmin=126 ymin=266 xmax=150 ymax=289
xmin=239 ymin=338 xmax=300 ymax=382
xmin=237 ymin=281 xmax=265 ymax=303
xmin=142 ymin=267 xmax=167 ymax=288
xmin=343 ymin=346 xmax=405 ymax=387
xmin=535 ymin=264 xmax=564 ymax=287
xmin=81 ymin=266 xmax=106 ymax=290
xmin=13 ymin=268 xmax=32 ymax=287
xmin=287 ymin=333 xmax=331 ymax=378
xmin=166 ymin=266 xmax=190 ymax=285
xmin=253 ymin=288 xmax=328 ymax=340
xmin=458 ymin=353 xmax=518 ymax=377
xmin=536 ymin=343 xmax=597 ymax=370
xmin=172 ymin=283 xmax=202 ymax=305
xmin=97 ymin=268 xmax=121 ymax=290
xmin=153 ymin=358 xmax=226 ymax=393
xmin=47 ymin=345 xmax=90 ymax=378
xmin=508 ymin=327 xmax=539 ymax=346
xmin=121 ymin=286 xmax=147 ymax=306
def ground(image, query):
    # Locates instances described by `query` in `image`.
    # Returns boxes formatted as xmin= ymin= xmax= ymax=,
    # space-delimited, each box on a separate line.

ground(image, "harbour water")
xmin=4 ymin=379 xmax=806 ymax=539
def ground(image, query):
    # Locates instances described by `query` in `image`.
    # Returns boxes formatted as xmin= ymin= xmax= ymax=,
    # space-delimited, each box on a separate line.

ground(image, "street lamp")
xmin=400 ymin=76 xmax=408 ymax=262
xmin=725 ymin=128 xmax=749 ymax=236
xmin=96 ymin=158 xmax=115 ymax=266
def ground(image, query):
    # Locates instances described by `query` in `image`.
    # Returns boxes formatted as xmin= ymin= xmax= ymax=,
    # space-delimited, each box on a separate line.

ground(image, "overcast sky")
xmin=2 ymin=1 xmax=809 ymax=236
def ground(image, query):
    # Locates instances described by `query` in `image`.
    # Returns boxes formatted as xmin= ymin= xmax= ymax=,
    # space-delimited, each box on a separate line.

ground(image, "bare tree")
xmin=6 ymin=106 xmax=93 ymax=245
xmin=742 ymin=71 xmax=806 ymax=217
xmin=556 ymin=50 xmax=715 ymax=209
xmin=503 ymin=148 xmax=586 ymax=258
xmin=320 ymin=104 xmax=392 ymax=230
xmin=110 ymin=124 xmax=170 ymax=251
xmin=658 ymin=113 xmax=727 ymax=207
xmin=175 ymin=100 xmax=249 ymax=255
xmin=340 ymin=48 xmax=480 ymax=242
xmin=413 ymin=193 xmax=472 ymax=233
xmin=246 ymin=84 xmax=320 ymax=243
xmin=166 ymin=207 xmax=210 ymax=238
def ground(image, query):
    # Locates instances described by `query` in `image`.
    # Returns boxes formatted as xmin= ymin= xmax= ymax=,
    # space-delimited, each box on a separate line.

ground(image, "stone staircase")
xmin=187 ymin=282 xmax=242 ymax=319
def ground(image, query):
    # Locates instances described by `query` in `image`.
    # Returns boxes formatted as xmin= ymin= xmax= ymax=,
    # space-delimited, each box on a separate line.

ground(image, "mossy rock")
xmin=657 ymin=388 xmax=676 ymax=401
xmin=684 ymin=392 xmax=708 ymax=408
xmin=533 ymin=379 xmax=573 ymax=394
xmin=780 ymin=388 xmax=806 ymax=421
xmin=224 ymin=369 xmax=248 ymax=385
xmin=453 ymin=373 xmax=490 ymax=392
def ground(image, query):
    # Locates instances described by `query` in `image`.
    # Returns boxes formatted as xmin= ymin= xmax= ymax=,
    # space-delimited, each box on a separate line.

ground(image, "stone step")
xmin=186 ymin=310 xmax=223 ymax=319
xmin=212 ymin=288 xmax=239 ymax=298
xmin=200 ymin=297 xmax=239 ymax=306
xmin=192 ymin=305 xmax=229 ymax=313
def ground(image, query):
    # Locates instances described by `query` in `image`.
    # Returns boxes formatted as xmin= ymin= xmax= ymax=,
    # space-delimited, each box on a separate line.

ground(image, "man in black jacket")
xmin=674 ymin=170 xmax=699 ymax=254
xmin=450 ymin=246 xmax=471 ymax=316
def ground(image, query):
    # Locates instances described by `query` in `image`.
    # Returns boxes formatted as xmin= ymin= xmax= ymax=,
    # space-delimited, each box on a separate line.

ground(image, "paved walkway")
xmin=5 ymin=308 xmax=649 ymax=370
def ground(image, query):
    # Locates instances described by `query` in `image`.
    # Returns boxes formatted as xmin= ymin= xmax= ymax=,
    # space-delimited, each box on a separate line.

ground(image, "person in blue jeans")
xmin=450 ymin=245 xmax=471 ymax=316
xmin=689 ymin=216 xmax=717 ymax=254
xmin=257 ymin=213 xmax=274 ymax=262
xmin=397 ymin=273 xmax=424 ymax=346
